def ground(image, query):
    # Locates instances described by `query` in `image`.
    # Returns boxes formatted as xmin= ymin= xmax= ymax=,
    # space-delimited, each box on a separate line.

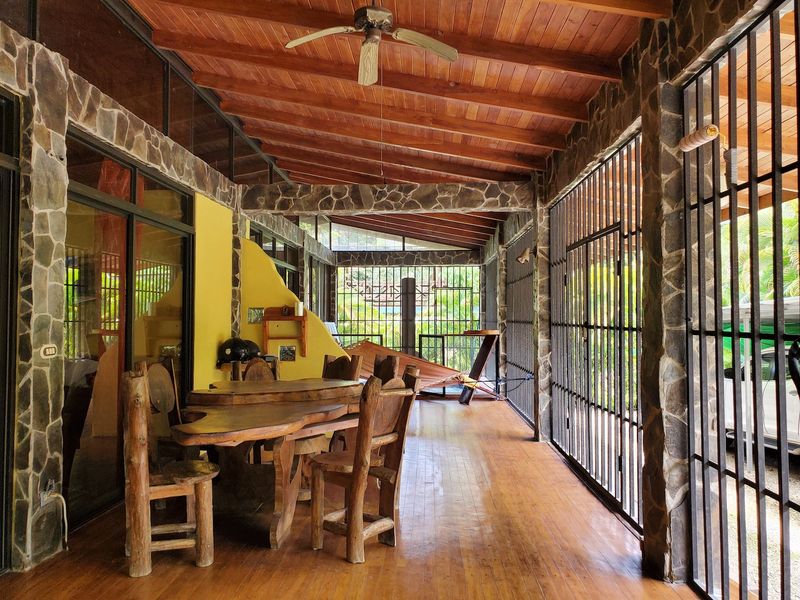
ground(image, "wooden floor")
xmin=0 ymin=400 xmax=696 ymax=599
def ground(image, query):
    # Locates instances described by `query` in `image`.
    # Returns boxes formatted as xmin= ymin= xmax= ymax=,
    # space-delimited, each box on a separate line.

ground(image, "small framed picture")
xmin=279 ymin=345 xmax=296 ymax=362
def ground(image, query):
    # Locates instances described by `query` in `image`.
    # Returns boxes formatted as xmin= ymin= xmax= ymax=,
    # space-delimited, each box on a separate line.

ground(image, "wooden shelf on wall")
xmin=262 ymin=306 xmax=308 ymax=357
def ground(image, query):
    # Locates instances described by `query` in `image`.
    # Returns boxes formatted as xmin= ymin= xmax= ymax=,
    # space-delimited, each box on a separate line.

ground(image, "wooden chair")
xmin=310 ymin=365 xmax=421 ymax=563
xmin=372 ymin=354 xmax=400 ymax=384
xmin=323 ymin=354 xmax=363 ymax=381
xmin=123 ymin=362 xmax=219 ymax=577
xmin=243 ymin=357 xmax=276 ymax=382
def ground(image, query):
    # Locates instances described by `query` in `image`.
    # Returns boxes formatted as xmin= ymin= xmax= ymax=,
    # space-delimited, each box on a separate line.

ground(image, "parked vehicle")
xmin=723 ymin=341 xmax=800 ymax=453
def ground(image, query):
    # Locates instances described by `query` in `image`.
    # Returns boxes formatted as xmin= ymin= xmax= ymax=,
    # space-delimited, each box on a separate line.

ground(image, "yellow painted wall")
xmin=240 ymin=238 xmax=346 ymax=379
xmin=193 ymin=194 xmax=233 ymax=388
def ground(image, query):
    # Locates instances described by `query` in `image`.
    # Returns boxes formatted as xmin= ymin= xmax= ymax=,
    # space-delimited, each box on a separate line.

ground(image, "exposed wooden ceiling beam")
xmin=245 ymin=118 xmax=540 ymax=172
xmin=155 ymin=0 xmax=620 ymax=81
xmin=154 ymin=32 xmax=589 ymax=122
xmin=719 ymin=71 xmax=795 ymax=107
xmin=540 ymin=0 xmax=671 ymax=18
xmin=369 ymin=214 xmax=498 ymax=238
xmin=412 ymin=212 xmax=501 ymax=232
xmin=278 ymin=160 xmax=407 ymax=185
xmin=265 ymin=145 xmax=494 ymax=184
xmin=332 ymin=216 xmax=483 ymax=248
xmin=257 ymin=128 xmax=532 ymax=179
xmin=289 ymin=173 xmax=355 ymax=186
xmin=350 ymin=215 xmax=492 ymax=245
xmin=262 ymin=141 xmax=521 ymax=182
xmin=213 ymin=90 xmax=564 ymax=151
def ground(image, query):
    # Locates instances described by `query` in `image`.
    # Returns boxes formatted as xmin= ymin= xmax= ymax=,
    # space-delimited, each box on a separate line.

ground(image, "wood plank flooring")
xmin=0 ymin=400 xmax=696 ymax=599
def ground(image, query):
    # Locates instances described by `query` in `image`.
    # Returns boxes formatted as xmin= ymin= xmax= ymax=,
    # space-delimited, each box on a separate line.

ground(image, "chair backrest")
xmin=373 ymin=354 xmax=400 ymax=384
xmin=243 ymin=357 xmax=276 ymax=382
xmin=322 ymin=354 xmax=363 ymax=381
xmin=352 ymin=366 xmax=421 ymax=477
xmin=148 ymin=362 xmax=178 ymax=435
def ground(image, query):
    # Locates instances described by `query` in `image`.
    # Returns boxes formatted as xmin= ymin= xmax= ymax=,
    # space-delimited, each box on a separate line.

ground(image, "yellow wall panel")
xmin=193 ymin=195 xmax=233 ymax=388
xmin=239 ymin=239 xmax=345 ymax=379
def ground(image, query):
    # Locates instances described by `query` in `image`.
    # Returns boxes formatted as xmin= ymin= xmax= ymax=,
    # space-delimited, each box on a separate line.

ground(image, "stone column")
xmin=230 ymin=209 xmax=245 ymax=337
xmin=534 ymin=201 xmax=552 ymax=441
xmin=496 ymin=237 xmax=508 ymax=399
xmin=638 ymin=19 xmax=690 ymax=582
xmin=2 ymin=26 xmax=71 ymax=569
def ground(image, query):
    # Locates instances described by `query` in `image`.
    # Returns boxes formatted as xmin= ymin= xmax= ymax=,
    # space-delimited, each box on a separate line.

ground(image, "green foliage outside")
xmin=337 ymin=266 xmax=481 ymax=372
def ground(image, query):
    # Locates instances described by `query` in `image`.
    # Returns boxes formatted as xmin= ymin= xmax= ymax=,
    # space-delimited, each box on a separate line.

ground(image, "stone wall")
xmin=1 ymin=23 xmax=70 ymax=570
xmin=242 ymin=181 xmax=533 ymax=215
xmin=0 ymin=22 xmax=243 ymax=569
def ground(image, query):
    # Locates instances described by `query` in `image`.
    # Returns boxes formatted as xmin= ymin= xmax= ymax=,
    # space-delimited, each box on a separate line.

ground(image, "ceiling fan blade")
xmin=285 ymin=26 xmax=358 ymax=49
xmin=391 ymin=28 xmax=458 ymax=62
xmin=358 ymin=38 xmax=380 ymax=86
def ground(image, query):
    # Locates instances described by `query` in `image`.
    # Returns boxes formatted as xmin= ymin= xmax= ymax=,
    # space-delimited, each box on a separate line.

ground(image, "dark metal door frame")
xmin=0 ymin=91 xmax=19 ymax=573
xmin=549 ymin=134 xmax=643 ymax=530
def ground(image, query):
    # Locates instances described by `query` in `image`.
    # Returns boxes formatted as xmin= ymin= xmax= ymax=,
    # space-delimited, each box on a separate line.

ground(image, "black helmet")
xmin=243 ymin=339 xmax=262 ymax=359
xmin=216 ymin=337 xmax=251 ymax=367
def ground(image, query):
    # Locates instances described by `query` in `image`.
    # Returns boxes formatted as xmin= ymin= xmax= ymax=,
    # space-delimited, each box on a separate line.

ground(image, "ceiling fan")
xmin=284 ymin=3 xmax=459 ymax=86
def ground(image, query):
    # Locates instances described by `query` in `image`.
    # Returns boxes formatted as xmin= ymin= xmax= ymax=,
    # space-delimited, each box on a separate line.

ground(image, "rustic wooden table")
xmin=173 ymin=378 xmax=363 ymax=548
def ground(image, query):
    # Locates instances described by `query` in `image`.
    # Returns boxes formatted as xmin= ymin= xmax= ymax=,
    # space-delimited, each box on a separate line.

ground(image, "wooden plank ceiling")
xmin=128 ymin=0 xmax=654 ymax=247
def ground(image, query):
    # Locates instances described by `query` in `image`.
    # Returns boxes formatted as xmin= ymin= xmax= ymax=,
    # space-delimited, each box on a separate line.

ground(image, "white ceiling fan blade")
xmin=391 ymin=28 xmax=458 ymax=62
xmin=358 ymin=38 xmax=380 ymax=86
xmin=285 ymin=26 xmax=358 ymax=49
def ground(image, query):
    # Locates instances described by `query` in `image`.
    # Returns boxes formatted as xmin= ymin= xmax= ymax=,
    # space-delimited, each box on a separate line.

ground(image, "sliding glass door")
xmin=63 ymin=134 xmax=192 ymax=526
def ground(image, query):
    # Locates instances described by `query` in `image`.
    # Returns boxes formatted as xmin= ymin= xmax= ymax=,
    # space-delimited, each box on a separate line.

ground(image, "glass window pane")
xmin=1 ymin=1 xmax=29 ymax=37
xmin=168 ymin=70 xmax=194 ymax=152
xmin=318 ymin=216 xmax=331 ymax=249
xmin=331 ymin=223 xmax=403 ymax=251
xmin=299 ymin=216 xmax=316 ymax=238
xmin=136 ymin=173 xmax=188 ymax=223
xmin=67 ymin=137 xmax=132 ymax=203
xmin=133 ymin=223 xmax=185 ymax=395
xmin=63 ymin=199 xmax=127 ymax=525
xmin=233 ymin=134 xmax=266 ymax=185
xmin=193 ymin=97 xmax=230 ymax=177
xmin=39 ymin=0 xmax=165 ymax=132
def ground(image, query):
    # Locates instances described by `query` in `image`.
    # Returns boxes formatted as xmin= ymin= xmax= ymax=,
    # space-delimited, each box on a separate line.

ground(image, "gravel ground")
xmin=704 ymin=449 xmax=800 ymax=599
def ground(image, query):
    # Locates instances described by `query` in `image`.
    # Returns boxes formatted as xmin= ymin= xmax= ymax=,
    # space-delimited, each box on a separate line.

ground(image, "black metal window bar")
xmin=506 ymin=229 xmax=538 ymax=427
xmin=336 ymin=265 xmax=481 ymax=372
xmin=683 ymin=2 xmax=800 ymax=598
xmin=549 ymin=134 xmax=643 ymax=529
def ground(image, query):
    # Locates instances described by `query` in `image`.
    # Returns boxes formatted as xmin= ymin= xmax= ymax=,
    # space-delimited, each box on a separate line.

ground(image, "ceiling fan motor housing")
xmin=354 ymin=6 xmax=394 ymax=31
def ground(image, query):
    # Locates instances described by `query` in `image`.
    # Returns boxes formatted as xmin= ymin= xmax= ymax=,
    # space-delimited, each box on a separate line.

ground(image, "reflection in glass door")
xmin=63 ymin=134 xmax=192 ymax=526
xmin=133 ymin=222 xmax=185 ymax=397
xmin=63 ymin=201 xmax=127 ymax=524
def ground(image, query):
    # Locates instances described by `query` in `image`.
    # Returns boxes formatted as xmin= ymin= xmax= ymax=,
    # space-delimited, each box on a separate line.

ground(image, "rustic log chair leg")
xmin=124 ymin=507 xmax=130 ymax=558
xmin=345 ymin=482 xmax=366 ymax=564
xmin=195 ymin=479 xmax=214 ymax=567
xmin=377 ymin=478 xmax=397 ymax=547
xmin=186 ymin=493 xmax=196 ymax=526
xmin=311 ymin=465 xmax=324 ymax=550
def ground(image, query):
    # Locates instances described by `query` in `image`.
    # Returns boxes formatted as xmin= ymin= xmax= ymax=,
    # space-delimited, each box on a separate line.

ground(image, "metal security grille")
xmin=65 ymin=246 xmax=88 ymax=359
xmin=550 ymin=134 xmax=643 ymax=528
xmin=506 ymin=229 xmax=537 ymax=427
xmin=683 ymin=2 xmax=800 ymax=597
xmin=134 ymin=258 xmax=179 ymax=318
xmin=336 ymin=265 xmax=481 ymax=372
